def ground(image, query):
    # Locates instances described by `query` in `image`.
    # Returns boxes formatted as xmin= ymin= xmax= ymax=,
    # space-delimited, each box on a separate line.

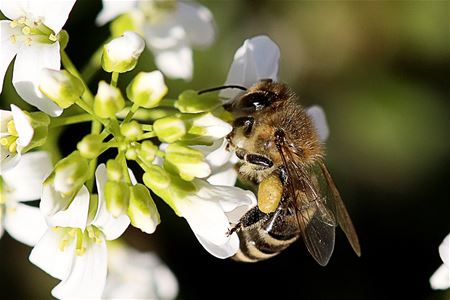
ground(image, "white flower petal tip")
xmin=430 ymin=233 xmax=450 ymax=290
xmin=177 ymin=2 xmax=216 ymax=48
xmin=221 ymin=35 xmax=280 ymax=99
xmin=306 ymin=105 xmax=329 ymax=142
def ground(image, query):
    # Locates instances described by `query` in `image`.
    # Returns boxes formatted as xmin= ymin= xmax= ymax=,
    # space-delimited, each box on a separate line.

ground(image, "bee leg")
xmin=227 ymin=222 xmax=242 ymax=236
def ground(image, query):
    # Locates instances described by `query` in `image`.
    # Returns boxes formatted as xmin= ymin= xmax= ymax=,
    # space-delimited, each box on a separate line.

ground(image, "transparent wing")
xmin=277 ymin=142 xmax=337 ymax=266
xmin=318 ymin=162 xmax=361 ymax=257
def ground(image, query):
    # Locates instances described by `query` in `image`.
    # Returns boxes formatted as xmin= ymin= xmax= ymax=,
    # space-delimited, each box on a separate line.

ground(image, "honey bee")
xmin=200 ymin=79 xmax=361 ymax=265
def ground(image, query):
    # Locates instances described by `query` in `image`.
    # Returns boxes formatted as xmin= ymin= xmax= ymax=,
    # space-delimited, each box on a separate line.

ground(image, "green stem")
xmin=118 ymin=152 xmax=132 ymax=185
xmin=49 ymin=114 xmax=94 ymax=128
xmin=122 ymin=103 xmax=140 ymax=124
xmin=111 ymin=72 xmax=119 ymax=87
xmin=81 ymin=45 xmax=103 ymax=84
xmin=135 ymin=155 xmax=152 ymax=173
xmin=74 ymin=99 xmax=108 ymax=127
xmin=137 ymin=132 xmax=156 ymax=141
xmin=61 ymin=50 xmax=95 ymax=105
xmin=141 ymin=124 xmax=153 ymax=131
xmin=86 ymin=120 xmax=103 ymax=192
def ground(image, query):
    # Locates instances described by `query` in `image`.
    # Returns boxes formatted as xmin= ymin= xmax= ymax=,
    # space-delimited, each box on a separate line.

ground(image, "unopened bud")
xmin=94 ymin=81 xmax=125 ymax=118
xmin=128 ymin=184 xmax=160 ymax=234
xmin=126 ymin=71 xmax=168 ymax=108
xmin=175 ymin=90 xmax=221 ymax=113
xmin=54 ymin=151 xmax=89 ymax=195
xmin=153 ymin=116 xmax=186 ymax=143
xmin=106 ymin=159 xmax=123 ymax=182
xmin=104 ymin=180 xmax=130 ymax=217
xmin=120 ymin=121 xmax=142 ymax=141
xmin=143 ymin=165 xmax=171 ymax=190
xmin=165 ymin=143 xmax=211 ymax=181
xmin=39 ymin=69 xmax=84 ymax=108
xmin=102 ymin=31 xmax=145 ymax=73
xmin=77 ymin=134 xmax=105 ymax=159
xmin=138 ymin=141 xmax=158 ymax=163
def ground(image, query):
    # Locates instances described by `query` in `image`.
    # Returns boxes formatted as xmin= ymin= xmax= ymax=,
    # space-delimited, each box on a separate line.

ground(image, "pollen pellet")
xmin=257 ymin=173 xmax=283 ymax=214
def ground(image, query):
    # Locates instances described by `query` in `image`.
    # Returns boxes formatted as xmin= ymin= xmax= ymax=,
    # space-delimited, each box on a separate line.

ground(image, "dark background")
xmin=1 ymin=1 xmax=449 ymax=299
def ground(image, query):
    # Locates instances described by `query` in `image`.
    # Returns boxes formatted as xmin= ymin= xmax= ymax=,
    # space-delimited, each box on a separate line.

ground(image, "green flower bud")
xmin=105 ymin=180 xmax=130 ymax=217
xmin=138 ymin=141 xmax=158 ymax=163
xmin=153 ymin=116 xmax=186 ymax=143
xmin=39 ymin=69 xmax=84 ymax=108
xmin=126 ymin=71 xmax=168 ymax=108
xmin=120 ymin=121 xmax=143 ymax=141
xmin=102 ymin=31 xmax=145 ymax=73
xmin=106 ymin=159 xmax=123 ymax=182
xmin=175 ymin=90 xmax=221 ymax=113
xmin=125 ymin=146 xmax=138 ymax=160
xmin=164 ymin=143 xmax=211 ymax=181
xmin=54 ymin=151 xmax=89 ymax=196
xmin=128 ymin=184 xmax=160 ymax=234
xmin=143 ymin=165 xmax=171 ymax=190
xmin=77 ymin=134 xmax=105 ymax=159
xmin=143 ymin=168 xmax=196 ymax=216
xmin=94 ymin=81 xmax=125 ymax=118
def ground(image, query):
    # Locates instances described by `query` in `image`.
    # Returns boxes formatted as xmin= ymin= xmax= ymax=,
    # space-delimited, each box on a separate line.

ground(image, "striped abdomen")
xmin=232 ymin=205 xmax=301 ymax=262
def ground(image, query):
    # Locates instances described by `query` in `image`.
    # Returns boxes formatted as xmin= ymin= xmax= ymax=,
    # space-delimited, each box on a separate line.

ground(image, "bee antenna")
xmin=198 ymin=85 xmax=247 ymax=95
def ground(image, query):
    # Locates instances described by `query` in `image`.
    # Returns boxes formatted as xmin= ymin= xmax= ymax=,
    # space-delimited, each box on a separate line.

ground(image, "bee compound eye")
xmin=239 ymin=91 xmax=275 ymax=111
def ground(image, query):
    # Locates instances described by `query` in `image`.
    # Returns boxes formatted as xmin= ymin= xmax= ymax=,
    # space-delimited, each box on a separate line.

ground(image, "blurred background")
xmin=1 ymin=1 xmax=449 ymax=299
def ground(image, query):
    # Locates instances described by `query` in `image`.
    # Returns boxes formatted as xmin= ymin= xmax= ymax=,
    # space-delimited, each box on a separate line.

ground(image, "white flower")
xmin=176 ymin=180 xmax=256 ymax=258
xmin=144 ymin=167 xmax=256 ymax=259
xmin=96 ymin=0 xmax=216 ymax=80
xmin=30 ymin=164 xmax=130 ymax=299
xmin=0 ymin=0 xmax=76 ymax=116
xmin=0 ymin=105 xmax=33 ymax=172
xmin=430 ymin=233 xmax=450 ymax=290
xmin=0 ymin=151 xmax=51 ymax=246
xmin=103 ymin=241 xmax=178 ymax=299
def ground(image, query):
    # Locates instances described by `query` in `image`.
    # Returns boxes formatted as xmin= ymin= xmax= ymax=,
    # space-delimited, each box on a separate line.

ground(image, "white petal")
xmin=40 ymin=179 xmax=74 ymax=217
xmin=193 ymin=139 xmax=233 ymax=170
xmin=0 ymin=109 xmax=13 ymax=134
xmin=0 ymin=21 xmax=19 ymax=94
xmin=2 ymin=151 xmax=52 ymax=201
xmin=194 ymin=230 xmax=240 ymax=259
xmin=207 ymin=163 xmax=238 ymax=187
xmin=0 ymin=151 xmax=20 ymax=174
xmin=307 ymin=105 xmax=329 ymax=142
xmin=177 ymin=2 xmax=215 ymax=47
xmin=176 ymin=180 xmax=256 ymax=251
xmin=4 ymin=202 xmax=47 ymax=246
xmin=12 ymin=42 xmax=63 ymax=116
xmin=144 ymin=21 xmax=193 ymax=80
xmin=27 ymin=0 xmax=76 ymax=33
xmin=221 ymin=35 xmax=280 ymax=99
xmin=52 ymin=239 xmax=107 ymax=299
xmin=430 ymin=264 xmax=450 ymax=290
xmin=46 ymin=185 xmax=90 ymax=230
xmin=192 ymin=113 xmax=232 ymax=139
xmin=93 ymin=164 xmax=130 ymax=240
xmin=104 ymin=244 xmax=178 ymax=299
xmin=439 ymin=233 xmax=450 ymax=267
xmin=0 ymin=1 xmax=26 ymax=20
xmin=29 ymin=228 xmax=76 ymax=280
xmin=152 ymin=42 xmax=193 ymax=80
xmin=11 ymin=104 xmax=34 ymax=150
xmin=96 ymin=0 xmax=137 ymax=26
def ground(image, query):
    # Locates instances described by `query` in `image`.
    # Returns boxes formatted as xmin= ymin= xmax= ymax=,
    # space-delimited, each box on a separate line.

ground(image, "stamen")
xmin=10 ymin=20 xmax=18 ymax=28
xmin=49 ymin=33 xmax=57 ymax=42
xmin=75 ymin=229 xmax=86 ymax=256
xmin=7 ymin=120 xmax=17 ymax=136
xmin=22 ymin=26 xmax=31 ymax=35
xmin=9 ymin=35 xmax=17 ymax=44
xmin=8 ymin=142 xmax=17 ymax=153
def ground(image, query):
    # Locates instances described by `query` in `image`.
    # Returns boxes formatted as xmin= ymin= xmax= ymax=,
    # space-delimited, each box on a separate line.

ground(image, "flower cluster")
xmin=1 ymin=0 xmax=334 ymax=299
